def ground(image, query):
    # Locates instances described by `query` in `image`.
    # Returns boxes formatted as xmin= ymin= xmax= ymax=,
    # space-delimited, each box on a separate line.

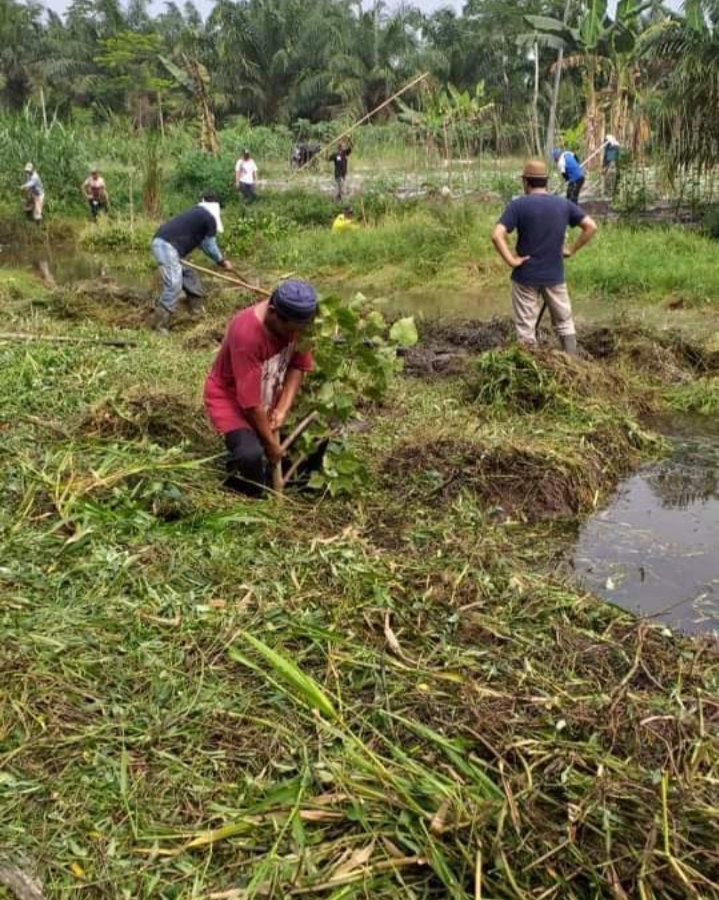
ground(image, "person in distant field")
xmin=553 ymin=148 xmax=585 ymax=203
xmin=150 ymin=193 xmax=234 ymax=334
xmin=20 ymin=163 xmax=44 ymax=224
xmin=491 ymin=159 xmax=597 ymax=355
xmin=330 ymin=142 xmax=351 ymax=201
xmin=235 ymin=149 xmax=258 ymax=202
xmin=204 ymin=281 xmax=319 ymax=495
xmin=82 ymin=168 xmax=109 ymax=220
xmin=602 ymin=134 xmax=620 ymax=196
xmin=332 ymin=206 xmax=358 ymax=232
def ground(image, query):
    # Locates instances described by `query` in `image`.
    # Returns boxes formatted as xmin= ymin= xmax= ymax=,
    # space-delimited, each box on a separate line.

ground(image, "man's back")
xmin=155 ymin=207 xmax=215 ymax=257
xmin=498 ymin=193 xmax=585 ymax=287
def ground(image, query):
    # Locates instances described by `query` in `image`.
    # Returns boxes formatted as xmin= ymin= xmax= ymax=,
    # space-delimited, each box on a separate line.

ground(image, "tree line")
xmin=0 ymin=0 xmax=717 ymax=168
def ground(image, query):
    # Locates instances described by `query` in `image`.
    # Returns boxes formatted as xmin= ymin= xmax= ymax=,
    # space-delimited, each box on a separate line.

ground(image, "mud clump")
xmin=79 ymin=389 xmax=215 ymax=453
xmin=403 ymin=317 xmax=514 ymax=377
xmin=580 ymin=325 xmax=718 ymax=381
xmin=383 ymin=423 xmax=645 ymax=522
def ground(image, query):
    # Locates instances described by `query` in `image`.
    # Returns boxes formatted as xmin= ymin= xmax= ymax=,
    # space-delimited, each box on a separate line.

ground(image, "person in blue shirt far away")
xmin=491 ymin=158 xmax=597 ymax=355
xmin=150 ymin=193 xmax=235 ymax=334
xmin=553 ymin=148 xmax=585 ymax=202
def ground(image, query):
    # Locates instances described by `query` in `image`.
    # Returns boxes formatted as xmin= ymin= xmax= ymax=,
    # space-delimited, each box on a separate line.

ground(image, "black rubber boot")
xmin=560 ymin=334 xmax=577 ymax=355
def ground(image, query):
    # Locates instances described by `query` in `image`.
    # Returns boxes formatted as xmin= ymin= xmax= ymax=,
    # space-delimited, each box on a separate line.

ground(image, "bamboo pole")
xmin=181 ymin=259 xmax=271 ymax=297
xmin=291 ymin=72 xmax=430 ymax=177
xmin=0 ymin=332 xmax=135 ymax=348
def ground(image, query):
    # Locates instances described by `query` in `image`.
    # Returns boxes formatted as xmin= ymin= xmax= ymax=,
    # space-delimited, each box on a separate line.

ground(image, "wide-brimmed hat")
xmin=521 ymin=159 xmax=549 ymax=179
xmin=24 ymin=162 xmax=34 ymax=172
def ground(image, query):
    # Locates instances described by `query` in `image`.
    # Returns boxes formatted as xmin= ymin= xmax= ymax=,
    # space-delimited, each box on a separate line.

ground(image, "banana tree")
xmin=159 ymin=54 xmax=219 ymax=154
xmin=526 ymin=0 xmax=657 ymax=157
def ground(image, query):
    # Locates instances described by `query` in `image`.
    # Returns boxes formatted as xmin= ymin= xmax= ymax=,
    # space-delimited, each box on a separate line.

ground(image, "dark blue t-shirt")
xmin=155 ymin=207 xmax=217 ymax=258
xmin=498 ymin=193 xmax=586 ymax=286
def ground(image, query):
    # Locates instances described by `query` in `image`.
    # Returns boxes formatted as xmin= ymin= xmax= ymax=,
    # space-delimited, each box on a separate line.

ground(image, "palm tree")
xmin=208 ymin=0 xmax=347 ymax=124
xmin=641 ymin=0 xmax=719 ymax=172
xmin=329 ymin=1 xmax=435 ymax=120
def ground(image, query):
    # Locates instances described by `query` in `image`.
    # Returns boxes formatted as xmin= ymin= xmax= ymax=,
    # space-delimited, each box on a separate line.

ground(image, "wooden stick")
xmin=181 ymin=259 xmax=271 ymax=297
xmin=272 ymin=413 xmax=320 ymax=495
xmin=271 ymin=431 xmax=284 ymax=494
xmin=0 ymin=331 xmax=135 ymax=348
xmin=280 ymin=412 xmax=319 ymax=454
xmin=291 ymin=72 xmax=430 ymax=176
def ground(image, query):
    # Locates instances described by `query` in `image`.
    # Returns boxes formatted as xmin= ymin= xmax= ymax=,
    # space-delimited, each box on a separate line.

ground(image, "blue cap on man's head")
xmin=552 ymin=148 xmax=562 ymax=160
xmin=271 ymin=280 xmax=318 ymax=323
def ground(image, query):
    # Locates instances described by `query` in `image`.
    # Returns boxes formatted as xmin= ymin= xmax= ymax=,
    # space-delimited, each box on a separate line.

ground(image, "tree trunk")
xmin=533 ymin=39 xmax=541 ymax=156
xmin=546 ymin=0 xmax=572 ymax=156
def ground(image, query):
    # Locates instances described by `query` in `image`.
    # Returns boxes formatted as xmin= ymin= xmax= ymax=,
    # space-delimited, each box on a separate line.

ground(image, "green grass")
xmin=2 ymin=265 xmax=719 ymax=898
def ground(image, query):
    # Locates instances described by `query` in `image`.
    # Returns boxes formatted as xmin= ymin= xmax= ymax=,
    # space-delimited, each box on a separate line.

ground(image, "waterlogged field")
xmin=2 ymin=194 xmax=719 ymax=899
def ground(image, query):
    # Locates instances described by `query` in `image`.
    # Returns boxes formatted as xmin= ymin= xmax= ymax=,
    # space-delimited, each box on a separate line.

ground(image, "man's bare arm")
xmin=244 ymin=407 xmax=284 ymax=463
xmin=491 ymin=224 xmax=530 ymax=269
xmin=565 ymin=216 xmax=597 ymax=258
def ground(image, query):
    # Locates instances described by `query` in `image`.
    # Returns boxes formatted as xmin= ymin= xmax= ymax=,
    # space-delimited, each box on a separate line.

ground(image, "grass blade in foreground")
xmin=229 ymin=632 xmax=338 ymax=721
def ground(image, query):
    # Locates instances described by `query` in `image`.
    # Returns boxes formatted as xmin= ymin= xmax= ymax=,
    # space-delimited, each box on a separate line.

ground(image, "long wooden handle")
xmin=291 ymin=71 xmax=429 ymax=176
xmin=181 ymin=259 xmax=271 ymax=297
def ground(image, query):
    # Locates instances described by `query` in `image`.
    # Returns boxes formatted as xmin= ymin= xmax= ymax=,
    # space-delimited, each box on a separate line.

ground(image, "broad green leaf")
xmin=389 ymin=316 xmax=418 ymax=348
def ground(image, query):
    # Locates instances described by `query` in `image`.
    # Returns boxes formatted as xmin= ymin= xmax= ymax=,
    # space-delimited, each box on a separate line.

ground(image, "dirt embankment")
xmin=386 ymin=324 xmax=718 ymax=524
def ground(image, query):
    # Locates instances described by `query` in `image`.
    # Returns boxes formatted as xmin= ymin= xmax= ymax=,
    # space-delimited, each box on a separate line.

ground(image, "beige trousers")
xmin=23 ymin=194 xmax=44 ymax=221
xmin=511 ymin=281 xmax=575 ymax=346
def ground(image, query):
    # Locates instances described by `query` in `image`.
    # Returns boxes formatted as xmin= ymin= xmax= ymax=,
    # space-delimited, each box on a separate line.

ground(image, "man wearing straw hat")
xmin=150 ymin=192 xmax=234 ymax=334
xmin=491 ymin=159 xmax=597 ymax=355
xmin=204 ymin=281 xmax=319 ymax=495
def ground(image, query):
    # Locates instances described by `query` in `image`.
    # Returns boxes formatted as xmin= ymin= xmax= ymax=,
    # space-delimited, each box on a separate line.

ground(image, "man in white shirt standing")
xmin=235 ymin=149 xmax=258 ymax=202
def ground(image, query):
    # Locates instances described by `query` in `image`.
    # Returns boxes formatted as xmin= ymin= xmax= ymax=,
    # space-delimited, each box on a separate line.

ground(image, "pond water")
xmin=574 ymin=418 xmax=719 ymax=634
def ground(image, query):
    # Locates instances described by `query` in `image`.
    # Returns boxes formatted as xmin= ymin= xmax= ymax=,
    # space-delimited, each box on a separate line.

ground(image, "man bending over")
xmin=204 ymin=281 xmax=318 ymax=495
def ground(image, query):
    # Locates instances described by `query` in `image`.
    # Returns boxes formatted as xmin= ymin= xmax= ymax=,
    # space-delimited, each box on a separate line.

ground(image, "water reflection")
xmin=574 ymin=427 xmax=719 ymax=634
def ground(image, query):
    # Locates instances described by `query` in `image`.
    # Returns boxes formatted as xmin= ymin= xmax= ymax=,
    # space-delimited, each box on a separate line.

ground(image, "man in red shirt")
xmin=204 ymin=280 xmax=318 ymax=494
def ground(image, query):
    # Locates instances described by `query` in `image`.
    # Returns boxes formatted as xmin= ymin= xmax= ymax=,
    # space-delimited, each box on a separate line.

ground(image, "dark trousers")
xmin=89 ymin=199 xmax=107 ymax=220
xmin=224 ymin=428 xmax=327 ymax=496
xmin=239 ymin=183 xmax=257 ymax=202
xmin=566 ymin=178 xmax=585 ymax=203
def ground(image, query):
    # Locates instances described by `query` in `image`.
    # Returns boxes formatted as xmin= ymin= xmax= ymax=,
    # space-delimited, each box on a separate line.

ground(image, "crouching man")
xmin=150 ymin=193 xmax=234 ymax=334
xmin=491 ymin=159 xmax=597 ymax=354
xmin=204 ymin=281 xmax=318 ymax=495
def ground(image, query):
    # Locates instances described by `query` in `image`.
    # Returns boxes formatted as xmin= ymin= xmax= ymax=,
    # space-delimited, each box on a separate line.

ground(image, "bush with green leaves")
xmin=289 ymin=294 xmax=417 ymax=495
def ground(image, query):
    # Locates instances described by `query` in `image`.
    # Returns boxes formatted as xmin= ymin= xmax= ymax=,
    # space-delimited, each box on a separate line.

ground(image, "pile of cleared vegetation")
xmin=78 ymin=387 xmax=214 ymax=453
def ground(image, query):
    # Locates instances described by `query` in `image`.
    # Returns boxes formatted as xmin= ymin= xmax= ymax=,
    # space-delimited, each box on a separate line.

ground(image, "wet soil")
xmin=403 ymin=317 xmax=515 ymax=376
xmin=405 ymin=318 xmax=718 ymax=381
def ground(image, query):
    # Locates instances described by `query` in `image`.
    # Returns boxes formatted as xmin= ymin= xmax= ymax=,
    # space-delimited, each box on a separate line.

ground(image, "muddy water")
xmin=0 ymin=242 xmax=143 ymax=288
xmin=574 ymin=418 xmax=719 ymax=634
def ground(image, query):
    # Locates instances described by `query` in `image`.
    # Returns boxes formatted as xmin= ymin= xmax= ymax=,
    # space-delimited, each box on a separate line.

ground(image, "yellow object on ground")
xmin=332 ymin=214 xmax=358 ymax=232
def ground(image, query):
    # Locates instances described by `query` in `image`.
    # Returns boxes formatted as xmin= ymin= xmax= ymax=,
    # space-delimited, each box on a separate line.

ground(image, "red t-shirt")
xmin=204 ymin=302 xmax=314 ymax=434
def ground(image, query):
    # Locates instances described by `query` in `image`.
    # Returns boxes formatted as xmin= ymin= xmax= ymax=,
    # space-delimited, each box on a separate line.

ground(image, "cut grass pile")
xmin=2 ymin=266 xmax=719 ymax=900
